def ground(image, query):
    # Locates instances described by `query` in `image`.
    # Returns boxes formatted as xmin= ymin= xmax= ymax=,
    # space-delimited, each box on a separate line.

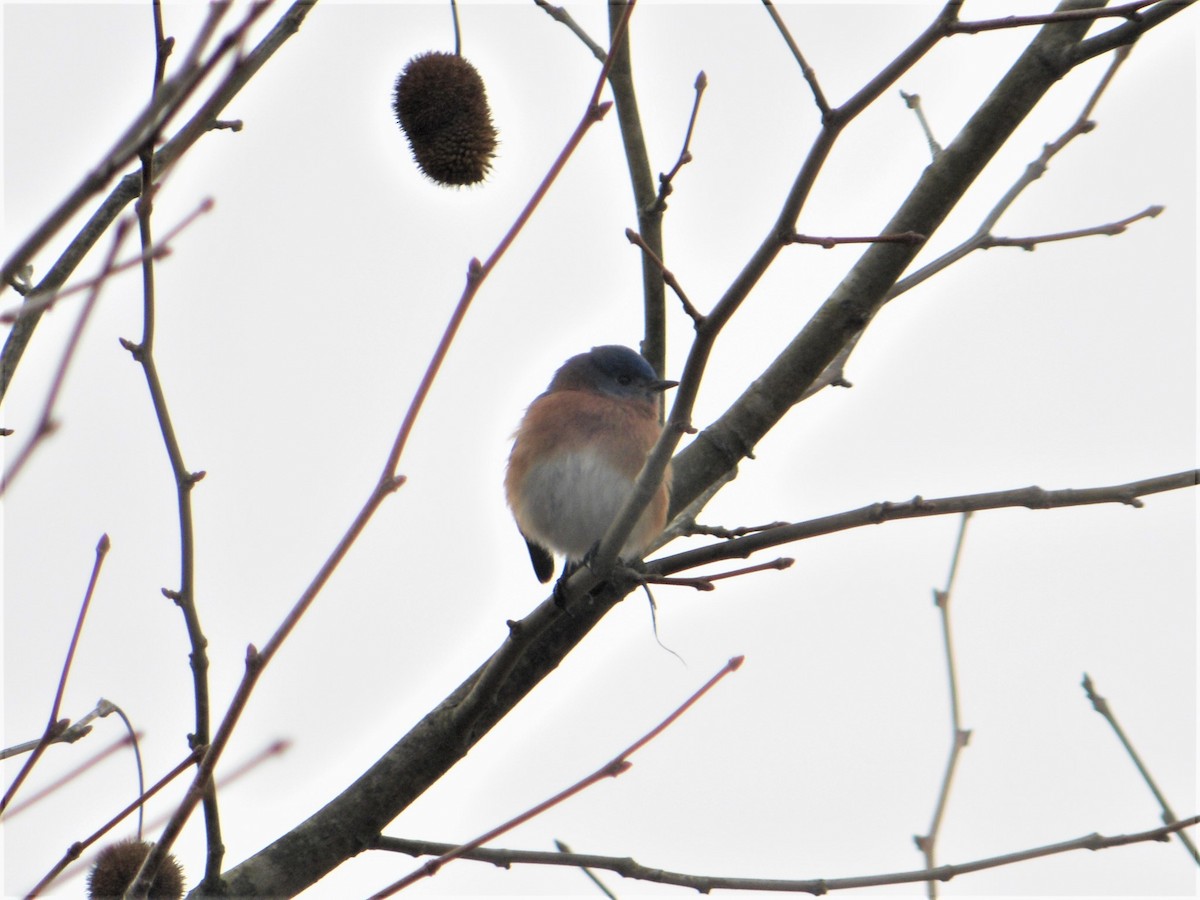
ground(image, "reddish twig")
xmin=369 ymin=656 xmax=744 ymax=897
xmin=625 ymin=228 xmax=703 ymax=325
xmin=51 ymin=740 xmax=291 ymax=892
xmin=0 ymin=199 xmax=211 ymax=325
xmin=0 ymin=221 xmax=130 ymax=496
xmin=533 ymin=0 xmax=607 ymax=61
xmin=1 ymin=534 xmax=111 ymax=816
xmin=23 ymin=746 xmax=203 ymax=899
xmin=643 ymin=557 xmax=795 ymax=591
xmin=121 ymin=3 xmax=225 ymax=881
xmin=4 ymin=733 xmax=137 ymax=819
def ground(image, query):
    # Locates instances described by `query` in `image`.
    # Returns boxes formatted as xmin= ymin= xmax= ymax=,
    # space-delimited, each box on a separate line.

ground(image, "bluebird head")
xmin=547 ymin=345 xmax=678 ymax=403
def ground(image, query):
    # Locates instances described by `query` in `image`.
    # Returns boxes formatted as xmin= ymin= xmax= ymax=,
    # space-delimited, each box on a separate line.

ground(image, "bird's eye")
xmin=617 ymin=374 xmax=633 ymax=385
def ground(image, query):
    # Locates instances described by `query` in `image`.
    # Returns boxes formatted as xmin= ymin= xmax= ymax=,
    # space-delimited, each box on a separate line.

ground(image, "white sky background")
xmin=1 ymin=1 xmax=1196 ymax=898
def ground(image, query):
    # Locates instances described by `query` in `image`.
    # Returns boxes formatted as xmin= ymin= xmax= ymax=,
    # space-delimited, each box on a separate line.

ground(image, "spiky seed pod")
xmin=392 ymin=51 xmax=497 ymax=186
xmin=87 ymin=838 xmax=185 ymax=900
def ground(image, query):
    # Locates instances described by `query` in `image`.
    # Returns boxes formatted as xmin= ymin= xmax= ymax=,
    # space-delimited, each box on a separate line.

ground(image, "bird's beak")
xmin=653 ymin=379 xmax=680 ymax=392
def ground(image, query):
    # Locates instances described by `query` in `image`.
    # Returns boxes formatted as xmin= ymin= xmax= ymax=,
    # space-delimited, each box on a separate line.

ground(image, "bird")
xmin=505 ymin=345 xmax=678 ymax=583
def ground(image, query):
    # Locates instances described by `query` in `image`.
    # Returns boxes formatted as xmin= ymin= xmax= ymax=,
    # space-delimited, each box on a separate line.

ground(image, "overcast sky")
xmin=2 ymin=2 xmax=1196 ymax=898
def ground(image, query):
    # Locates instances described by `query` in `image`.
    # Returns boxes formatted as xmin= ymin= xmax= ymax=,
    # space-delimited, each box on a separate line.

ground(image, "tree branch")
xmin=373 ymin=814 xmax=1200 ymax=894
xmin=650 ymin=470 xmax=1199 ymax=577
xmin=1 ymin=0 xmax=316 ymax=403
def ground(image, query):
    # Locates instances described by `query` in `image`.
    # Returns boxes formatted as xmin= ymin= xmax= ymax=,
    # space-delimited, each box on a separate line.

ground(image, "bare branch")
xmin=786 ymin=230 xmax=926 ymax=249
xmin=373 ymin=815 xmax=1200 ymax=894
xmin=0 ymin=199 xmax=212 ymax=326
xmin=761 ymin=0 xmax=831 ymax=116
xmin=651 ymin=470 xmax=1200 ymax=577
xmin=653 ymin=71 xmax=707 ymax=212
xmin=671 ymin=9 xmax=1158 ymax=513
xmin=1 ymin=221 xmax=130 ymax=496
xmin=115 ymin=6 xmax=228 ymax=881
xmin=24 ymin=747 xmax=204 ymax=899
xmin=603 ymin=0 xmax=668 ymax=375
xmin=983 ymin=205 xmax=1164 ymax=250
xmin=554 ymin=840 xmax=618 ymax=899
xmin=1069 ymin=0 xmax=1197 ymax=62
xmin=915 ymin=513 xmax=974 ymax=897
xmin=533 ymin=0 xmax=607 ymax=62
xmin=1082 ymin=675 xmax=1200 ymax=864
xmin=1 ymin=535 xmax=111 ymax=815
xmin=3 ymin=733 xmax=136 ymax=817
xmin=642 ymin=557 xmax=794 ymax=591
xmin=952 ymin=0 xmax=1162 ymax=34
xmin=900 ymin=90 xmax=943 ymax=158
xmin=626 ymin=229 xmax=703 ymax=326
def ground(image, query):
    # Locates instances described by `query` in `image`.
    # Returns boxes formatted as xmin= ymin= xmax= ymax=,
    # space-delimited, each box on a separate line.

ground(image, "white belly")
xmin=516 ymin=448 xmax=641 ymax=560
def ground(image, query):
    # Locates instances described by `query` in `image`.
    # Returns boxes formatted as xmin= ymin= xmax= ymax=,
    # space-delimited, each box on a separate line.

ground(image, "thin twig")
xmin=952 ymin=0 xmax=1161 ymax=34
xmin=915 ymin=512 xmax=973 ymax=898
xmin=686 ymin=520 xmax=789 ymax=539
xmin=51 ymin=739 xmax=291 ymax=893
xmin=0 ymin=221 xmax=131 ymax=496
xmin=891 ymin=47 xmax=1135 ymax=299
xmin=104 ymin=702 xmax=146 ymax=841
xmin=642 ymin=557 xmax=794 ymax=591
xmin=983 ymin=205 xmax=1163 ymax=249
xmin=369 ymin=657 xmax=743 ymax=896
xmin=603 ymin=0 xmax=669 ymax=375
xmin=1 ymin=535 xmax=111 ymax=815
xmin=0 ymin=199 xmax=212 ymax=326
xmin=555 ymin=840 xmax=618 ymax=899
xmin=533 ymin=0 xmax=607 ymax=62
xmin=625 ymin=229 xmax=703 ymax=325
xmin=899 ymin=90 xmax=942 ymax=157
xmin=786 ymin=231 xmax=925 ymax=249
xmin=761 ymin=0 xmax=831 ymax=116
xmin=23 ymin=746 xmax=204 ymax=899
xmin=653 ymin=71 xmax=707 ymax=212
xmin=4 ymin=733 xmax=136 ymax=818
xmin=1082 ymin=674 xmax=1200 ymax=864
xmin=51 ymin=740 xmax=291 ymax=892
xmin=375 ymin=815 xmax=1200 ymax=894
xmin=125 ymin=5 xmax=224 ymax=882
xmin=649 ymin=470 xmax=1200 ymax=578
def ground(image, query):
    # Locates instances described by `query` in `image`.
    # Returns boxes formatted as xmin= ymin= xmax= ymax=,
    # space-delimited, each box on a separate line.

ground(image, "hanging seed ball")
xmin=392 ymin=51 xmax=497 ymax=186
xmin=87 ymin=838 xmax=185 ymax=900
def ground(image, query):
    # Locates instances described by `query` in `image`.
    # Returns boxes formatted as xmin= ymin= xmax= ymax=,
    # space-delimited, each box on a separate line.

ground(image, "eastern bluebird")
xmin=505 ymin=345 xmax=678 ymax=583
